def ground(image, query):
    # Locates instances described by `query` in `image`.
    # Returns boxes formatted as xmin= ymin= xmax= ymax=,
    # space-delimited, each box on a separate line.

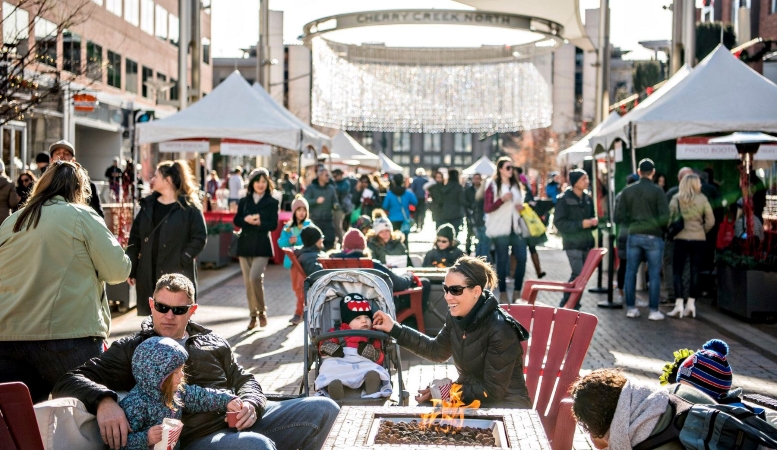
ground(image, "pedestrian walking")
xmin=227 ymin=167 xmax=243 ymax=209
xmin=105 ymin=157 xmax=123 ymax=200
xmin=545 ymin=171 xmax=561 ymax=204
xmin=127 ymin=160 xmax=207 ymax=317
xmin=205 ymin=170 xmax=220 ymax=211
xmin=278 ymin=196 xmax=311 ymax=326
xmin=522 ymin=183 xmax=547 ymax=279
xmin=234 ymin=168 xmax=280 ymax=330
xmin=463 ymin=174 xmax=483 ymax=255
xmin=615 ymin=159 xmax=671 ymax=320
xmin=410 ymin=168 xmax=429 ymax=230
xmin=49 ymin=140 xmax=104 ymax=217
xmin=355 ymin=174 xmax=379 ymax=219
xmin=439 ymin=169 xmax=465 ymax=234
xmin=332 ymin=169 xmax=354 ymax=244
xmin=382 ymin=173 xmax=417 ymax=236
xmin=13 ymin=170 xmax=35 ymax=211
xmin=304 ymin=167 xmax=340 ymax=250
xmin=0 ymin=161 xmax=20 ymax=221
xmin=472 ymin=176 xmax=491 ymax=261
xmin=31 ymin=152 xmax=49 ymax=178
xmin=484 ymin=157 xmax=528 ymax=303
xmin=553 ymin=169 xmax=597 ymax=308
xmin=667 ymin=174 xmax=714 ymax=319
xmin=614 ymin=174 xmax=639 ymax=300
xmin=280 ymin=173 xmax=296 ymax=211
xmin=0 ymin=161 xmax=131 ymax=402
xmin=426 ymin=170 xmax=445 ymax=228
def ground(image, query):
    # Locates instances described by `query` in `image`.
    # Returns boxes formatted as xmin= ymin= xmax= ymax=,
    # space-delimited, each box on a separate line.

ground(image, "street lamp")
xmin=143 ymin=79 xmax=176 ymax=106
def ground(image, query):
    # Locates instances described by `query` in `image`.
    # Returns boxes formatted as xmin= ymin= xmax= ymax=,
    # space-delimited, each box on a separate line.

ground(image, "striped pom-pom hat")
xmin=676 ymin=339 xmax=732 ymax=399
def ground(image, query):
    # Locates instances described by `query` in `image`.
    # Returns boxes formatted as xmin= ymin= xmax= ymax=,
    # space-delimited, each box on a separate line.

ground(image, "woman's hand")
xmin=501 ymin=192 xmax=513 ymax=202
xmin=147 ymin=424 xmax=163 ymax=446
xmin=372 ymin=311 xmax=395 ymax=332
xmin=289 ymin=236 xmax=297 ymax=245
xmin=317 ymin=196 xmax=325 ymax=204
xmin=126 ymin=278 xmax=135 ymax=286
xmin=415 ymin=387 xmax=432 ymax=404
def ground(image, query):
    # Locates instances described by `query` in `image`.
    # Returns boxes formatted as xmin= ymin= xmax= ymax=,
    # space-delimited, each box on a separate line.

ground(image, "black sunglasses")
xmin=503 ymin=166 xmax=513 ymax=171
xmin=442 ymin=284 xmax=474 ymax=296
xmin=436 ymin=239 xmax=449 ymax=244
xmin=153 ymin=300 xmax=194 ymax=315
xmin=21 ymin=178 xmax=31 ymax=183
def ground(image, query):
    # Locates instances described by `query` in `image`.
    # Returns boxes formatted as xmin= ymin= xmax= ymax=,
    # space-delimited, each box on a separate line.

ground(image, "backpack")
xmin=634 ymin=395 xmax=777 ymax=450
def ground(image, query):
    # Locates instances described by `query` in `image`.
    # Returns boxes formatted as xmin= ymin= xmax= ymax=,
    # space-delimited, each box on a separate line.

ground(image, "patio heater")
xmin=709 ymin=132 xmax=777 ymax=256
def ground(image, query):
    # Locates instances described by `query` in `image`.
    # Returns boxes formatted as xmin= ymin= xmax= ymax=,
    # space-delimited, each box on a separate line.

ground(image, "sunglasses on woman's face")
xmin=442 ymin=284 xmax=473 ymax=296
xmin=503 ymin=166 xmax=513 ymax=171
xmin=153 ymin=300 xmax=194 ymax=315
xmin=21 ymin=178 xmax=31 ymax=183
xmin=436 ymin=239 xmax=449 ymax=245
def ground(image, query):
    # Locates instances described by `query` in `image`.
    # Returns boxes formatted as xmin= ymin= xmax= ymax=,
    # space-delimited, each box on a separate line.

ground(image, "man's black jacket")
xmin=52 ymin=318 xmax=266 ymax=447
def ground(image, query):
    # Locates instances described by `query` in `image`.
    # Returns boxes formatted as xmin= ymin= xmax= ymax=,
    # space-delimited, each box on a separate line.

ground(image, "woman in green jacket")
xmin=0 ymin=161 xmax=131 ymax=402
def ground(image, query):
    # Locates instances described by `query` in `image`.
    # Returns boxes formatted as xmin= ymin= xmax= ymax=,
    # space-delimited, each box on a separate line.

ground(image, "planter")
xmin=200 ymin=231 xmax=233 ymax=269
xmin=717 ymin=262 xmax=777 ymax=322
xmin=106 ymin=281 xmax=137 ymax=313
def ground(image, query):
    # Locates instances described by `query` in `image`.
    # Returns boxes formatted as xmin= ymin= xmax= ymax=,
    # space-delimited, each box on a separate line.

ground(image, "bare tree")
xmin=1 ymin=0 xmax=95 ymax=126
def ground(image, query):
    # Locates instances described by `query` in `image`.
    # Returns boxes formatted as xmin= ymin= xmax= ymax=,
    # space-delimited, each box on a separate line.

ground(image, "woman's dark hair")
xmin=494 ymin=156 xmax=520 ymax=193
xmin=448 ymin=256 xmax=497 ymax=290
xmin=157 ymin=160 xmax=201 ymax=208
xmin=390 ymin=173 xmax=406 ymax=196
xmin=13 ymin=161 xmax=91 ymax=232
xmin=16 ymin=170 xmax=36 ymax=188
xmin=247 ymin=170 xmax=275 ymax=194
xmin=570 ymin=368 xmax=627 ymax=439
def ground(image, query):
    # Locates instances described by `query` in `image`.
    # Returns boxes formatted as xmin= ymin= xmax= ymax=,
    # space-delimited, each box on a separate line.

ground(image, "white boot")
xmin=684 ymin=298 xmax=696 ymax=318
xmin=667 ymin=298 xmax=684 ymax=318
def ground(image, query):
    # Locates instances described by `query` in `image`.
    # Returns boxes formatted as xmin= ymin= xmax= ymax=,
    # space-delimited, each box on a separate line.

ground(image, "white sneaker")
xmin=648 ymin=310 xmax=665 ymax=321
xmin=636 ymin=299 xmax=649 ymax=308
xmin=626 ymin=308 xmax=641 ymax=318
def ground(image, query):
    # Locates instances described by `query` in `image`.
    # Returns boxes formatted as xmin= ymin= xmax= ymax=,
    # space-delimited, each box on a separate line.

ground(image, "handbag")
xmin=228 ymin=202 xmax=243 ymax=258
xmin=667 ymin=198 xmax=685 ymax=240
xmin=519 ymin=205 xmax=547 ymax=237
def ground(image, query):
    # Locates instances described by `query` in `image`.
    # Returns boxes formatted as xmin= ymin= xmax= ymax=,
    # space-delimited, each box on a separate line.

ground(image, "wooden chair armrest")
xmin=551 ymin=397 xmax=577 ymax=450
xmin=394 ymin=287 xmax=423 ymax=296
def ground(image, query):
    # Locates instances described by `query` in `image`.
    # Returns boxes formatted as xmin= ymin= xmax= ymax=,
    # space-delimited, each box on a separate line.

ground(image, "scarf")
xmin=606 ymin=380 xmax=670 ymax=450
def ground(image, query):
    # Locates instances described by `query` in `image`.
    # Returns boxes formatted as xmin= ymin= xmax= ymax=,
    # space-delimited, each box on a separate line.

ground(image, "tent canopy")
xmin=463 ymin=155 xmax=497 ymax=176
xmin=591 ymin=46 xmax=777 ymax=151
xmin=378 ymin=152 xmax=403 ymax=174
xmin=331 ymin=132 xmax=379 ymax=161
xmin=251 ymin=83 xmax=330 ymax=153
xmin=137 ymin=71 xmax=331 ymax=152
xmin=557 ymin=112 xmax=621 ymax=166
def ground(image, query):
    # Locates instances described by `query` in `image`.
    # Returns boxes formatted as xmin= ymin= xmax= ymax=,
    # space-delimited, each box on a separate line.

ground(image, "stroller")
xmin=302 ymin=269 xmax=409 ymax=406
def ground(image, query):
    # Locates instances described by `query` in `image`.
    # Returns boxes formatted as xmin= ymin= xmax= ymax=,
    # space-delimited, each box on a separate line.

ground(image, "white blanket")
xmin=315 ymin=347 xmax=392 ymax=398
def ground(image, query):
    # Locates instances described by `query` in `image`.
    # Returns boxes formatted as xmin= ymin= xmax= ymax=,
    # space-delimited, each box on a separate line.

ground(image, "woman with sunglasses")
xmin=372 ymin=256 xmax=531 ymax=408
xmin=127 ymin=160 xmax=206 ymax=316
xmin=422 ymin=223 xmax=464 ymax=268
xmin=483 ymin=157 xmax=528 ymax=303
xmin=14 ymin=170 xmax=36 ymax=212
xmin=0 ymin=161 xmax=131 ymax=403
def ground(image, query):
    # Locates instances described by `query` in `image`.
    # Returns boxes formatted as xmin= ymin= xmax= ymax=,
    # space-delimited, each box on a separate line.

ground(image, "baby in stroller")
xmin=315 ymin=293 xmax=392 ymax=400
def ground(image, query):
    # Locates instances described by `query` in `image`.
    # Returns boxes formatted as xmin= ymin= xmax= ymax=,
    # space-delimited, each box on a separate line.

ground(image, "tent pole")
xmin=629 ymin=123 xmax=637 ymax=173
xmin=598 ymin=145 xmax=623 ymax=308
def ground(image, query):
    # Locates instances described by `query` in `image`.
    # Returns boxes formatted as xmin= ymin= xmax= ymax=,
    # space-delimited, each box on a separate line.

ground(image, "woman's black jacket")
xmin=233 ymin=193 xmax=279 ymax=258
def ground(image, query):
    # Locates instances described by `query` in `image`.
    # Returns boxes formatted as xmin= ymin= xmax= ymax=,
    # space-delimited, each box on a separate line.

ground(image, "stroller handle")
xmin=311 ymin=329 xmax=391 ymax=344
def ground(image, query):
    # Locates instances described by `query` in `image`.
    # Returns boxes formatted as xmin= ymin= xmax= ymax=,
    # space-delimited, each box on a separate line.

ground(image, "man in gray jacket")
xmin=304 ymin=167 xmax=340 ymax=250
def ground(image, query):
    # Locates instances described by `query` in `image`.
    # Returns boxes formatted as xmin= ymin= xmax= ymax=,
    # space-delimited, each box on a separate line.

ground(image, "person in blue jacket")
xmin=382 ymin=173 xmax=417 ymax=236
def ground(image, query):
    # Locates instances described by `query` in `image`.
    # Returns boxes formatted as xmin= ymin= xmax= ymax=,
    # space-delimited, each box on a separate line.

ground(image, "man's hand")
xmin=127 ymin=278 xmax=136 ymax=286
xmin=96 ymin=397 xmax=131 ymax=449
xmin=232 ymin=401 xmax=257 ymax=431
xmin=147 ymin=424 xmax=163 ymax=446
xmin=317 ymin=196 xmax=325 ymax=204
xmin=415 ymin=387 xmax=432 ymax=404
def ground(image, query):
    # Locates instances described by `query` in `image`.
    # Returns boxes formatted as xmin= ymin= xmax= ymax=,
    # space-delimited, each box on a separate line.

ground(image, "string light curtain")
xmin=311 ymin=36 xmax=553 ymax=133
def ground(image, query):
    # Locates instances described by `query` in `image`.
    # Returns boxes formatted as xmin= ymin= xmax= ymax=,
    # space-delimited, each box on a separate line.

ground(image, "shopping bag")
xmin=716 ymin=217 xmax=735 ymax=249
xmin=153 ymin=418 xmax=183 ymax=450
xmin=350 ymin=205 xmax=362 ymax=224
xmin=519 ymin=205 xmax=547 ymax=237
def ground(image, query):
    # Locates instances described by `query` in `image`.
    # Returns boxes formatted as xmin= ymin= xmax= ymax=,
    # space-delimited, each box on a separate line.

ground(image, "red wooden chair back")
xmin=574 ymin=248 xmax=606 ymax=290
xmin=282 ymin=248 xmax=306 ymax=279
xmin=500 ymin=304 xmax=598 ymax=450
xmin=0 ymin=382 xmax=44 ymax=450
xmin=319 ymin=258 xmax=374 ymax=269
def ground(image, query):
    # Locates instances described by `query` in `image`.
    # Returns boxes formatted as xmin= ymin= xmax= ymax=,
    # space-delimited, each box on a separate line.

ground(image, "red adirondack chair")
xmin=0 ymin=382 xmax=45 ymax=450
xmin=283 ymin=248 xmax=307 ymax=278
xmin=520 ymin=248 xmax=607 ymax=309
xmin=500 ymin=304 xmax=598 ymax=450
xmin=318 ymin=258 xmax=426 ymax=334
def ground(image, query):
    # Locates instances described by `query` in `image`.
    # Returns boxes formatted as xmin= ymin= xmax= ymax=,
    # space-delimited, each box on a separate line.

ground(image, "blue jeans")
xmin=624 ymin=234 xmax=664 ymax=311
xmin=0 ymin=337 xmax=104 ymax=403
xmin=493 ymin=233 xmax=527 ymax=293
xmin=185 ymin=397 xmax=339 ymax=450
xmin=474 ymin=226 xmax=491 ymax=262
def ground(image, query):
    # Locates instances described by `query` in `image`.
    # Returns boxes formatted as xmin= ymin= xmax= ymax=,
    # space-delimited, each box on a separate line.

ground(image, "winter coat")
xmin=553 ymin=188 xmax=596 ymax=251
xmin=615 ymin=178 xmax=670 ymax=238
xmin=0 ymin=196 xmax=131 ymax=340
xmin=669 ymin=194 xmax=714 ymax=241
xmin=426 ymin=181 xmax=445 ymax=222
xmin=0 ymin=174 xmax=19 ymax=221
xmin=295 ymin=245 xmax=325 ymax=276
xmin=52 ymin=318 xmax=266 ymax=448
xmin=422 ymin=245 xmax=464 ymax=268
xmin=318 ymin=323 xmax=385 ymax=366
xmin=278 ymin=218 xmax=312 ymax=269
xmin=88 ymin=181 xmax=104 ymax=218
xmin=391 ymin=291 xmax=530 ymax=408
xmin=14 ymin=184 xmax=30 ymax=212
xmin=463 ymin=183 xmax=485 ymax=228
xmin=355 ymin=183 xmax=379 ymax=217
xmin=546 ymin=181 xmax=560 ymax=205
xmin=367 ymin=235 xmax=407 ymax=265
xmin=439 ymin=180 xmax=465 ymax=222
xmin=304 ymin=181 xmax=340 ymax=242
xmin=233 ymin=193 xmax=279 ymax=258
xmin=329 ymin=250 xmax=414 ymax=291
xmin=119 ymin=337 xmax=236 ymax=450
xmin=410 ymin=176 xmax=428 ymax=202
xmin=483 ymin=180 xmax=525 ymax=238
xmin=382 ymin=189 xmax=417 ymax=223
xmin=334 ymin=178 xmax=354 ymax=214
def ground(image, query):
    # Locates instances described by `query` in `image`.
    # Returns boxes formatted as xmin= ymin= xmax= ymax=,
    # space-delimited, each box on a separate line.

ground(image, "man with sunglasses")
xmin=54 ymin=274 xmax=339 ymax=450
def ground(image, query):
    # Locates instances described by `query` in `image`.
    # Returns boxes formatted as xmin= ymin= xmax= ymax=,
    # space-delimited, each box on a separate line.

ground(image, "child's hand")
xmin=147 ymin=424 xmax=163 ymax=446
xmin=289 ymin=236 xmax=297 ymax=245
xmin=227 ymin=398 xmax=243 ymax=413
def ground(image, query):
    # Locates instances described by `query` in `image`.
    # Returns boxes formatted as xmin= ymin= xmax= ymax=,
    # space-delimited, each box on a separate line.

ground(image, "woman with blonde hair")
xmin=127 ymin=160 xmax=207 ymax=316
xmin=667 ymin=173 xmax=714 ymax=319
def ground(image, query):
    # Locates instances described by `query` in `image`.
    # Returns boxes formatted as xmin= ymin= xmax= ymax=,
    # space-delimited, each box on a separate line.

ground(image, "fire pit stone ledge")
xmin=321 ymin=406 xmax=551 ymax=450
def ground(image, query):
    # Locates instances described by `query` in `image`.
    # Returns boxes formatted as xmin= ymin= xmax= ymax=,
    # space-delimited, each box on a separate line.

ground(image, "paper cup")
xmin=227 ymin=411 xmax=239 ymax=428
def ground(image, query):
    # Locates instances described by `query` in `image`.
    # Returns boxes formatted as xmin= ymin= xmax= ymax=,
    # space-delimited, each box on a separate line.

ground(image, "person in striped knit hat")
xmin=675 ymin=339 xmax=732 ymax=400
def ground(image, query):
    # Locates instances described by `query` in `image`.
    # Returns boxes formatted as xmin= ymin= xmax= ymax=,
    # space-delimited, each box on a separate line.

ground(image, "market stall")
xmin=462 ymin=155 xmax=497 ymax=176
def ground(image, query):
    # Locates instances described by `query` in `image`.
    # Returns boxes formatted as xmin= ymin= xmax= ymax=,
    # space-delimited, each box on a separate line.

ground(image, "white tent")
xmin=137 ymin=72 xmax=331 ymax=153
xmin=590 ymin=46 xmax=777 ymax=153
xmin=463 ymin=155 xmax=496 ymax=176
xmin=557 ymin=112 xmax=621 ymax=166
xmin=331 ymin=132 xmax=379 ymax=162
xmin=251 ymin=83 xmax=330 ymax=153
xmin=378 ymin=152 xmax=403 ymax=174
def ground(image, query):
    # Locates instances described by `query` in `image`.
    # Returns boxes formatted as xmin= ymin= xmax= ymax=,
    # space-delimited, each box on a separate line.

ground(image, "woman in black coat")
xmin=234 ymin=168 xmax=279 ymax=330
xmin=127 ymin=160 xmax=206 ymax=316
xmin=372 ymin=256 xmax=531 ymax=408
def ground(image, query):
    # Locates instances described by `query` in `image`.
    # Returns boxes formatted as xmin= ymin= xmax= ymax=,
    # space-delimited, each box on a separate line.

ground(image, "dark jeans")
xmin=185 ymin=397 xmax=339 ymax=450
xmin=560 ymin=249 xmax=589 ymax=308
xmin=0 ymin=337 xmax=104 ymax=403
xmin=625 ymin=234 xmax=664 ymax=311
xmin=672 ymin=239 xmax=706 ymax=299
xmin=474 ymin=226 xmax=491 ymax=262
xmin=443 ymin=218 xmax=463 ymax=237
xmin=493 ymin=233 xmax=527 ymax=293
xmin=415 ymin=199 xmax=427 ymax=229
xmin=663 ymin=239 xmax=690 ymax=300
xmin=465 ymin=217 xmax=475 ymax=254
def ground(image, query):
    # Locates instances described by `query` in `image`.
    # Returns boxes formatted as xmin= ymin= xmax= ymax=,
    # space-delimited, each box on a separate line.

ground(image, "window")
xmin=453 ymin=133 xmax=472 ymax=166
xmin=170 ymin=78 xmax=178 ymax=101
xmin=155 ymin=5 xmax=167 ymax=40
xmin=35 ymin=18 xmax=57 ymax=67
xmin=423 ymin=133 xmax=442 ymax=166
xmin=140 ymin=0 xmax=153 ymax=33
xmin=106 ymin=0 xmax=122 ymax=17
xmin=361 ymin=132 xmax=373 ymax=149
xmin=124 ymin=0 xmax=138 ymax=26
xmin=125 ymin=58 xmax=138 ymax=93
xmin=772 ymin=0 xmax=776 ymax=14
xmin=3 ymin=2 xmax=29 ymax=46
xmin=141 ymin=66 xmax=153 ymax=97
xmin=63 ymin=31 xmax=82 ymax=73
xmin=393 ymin=132 xmax=411 ymax=165
xmin=86 ymin=41 xmax=102 ymax=80
xmin=202 ymin=37 xmax=210 ymax=64
xmin=107 ymin=50 xmax=121 ymax=88
xmin=169 ymin=15 xmax=179 ymax=46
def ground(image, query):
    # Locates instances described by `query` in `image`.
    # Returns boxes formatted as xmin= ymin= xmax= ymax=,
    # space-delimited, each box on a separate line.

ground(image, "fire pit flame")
xmin=420 ymin=384 xmax=482 ymax=432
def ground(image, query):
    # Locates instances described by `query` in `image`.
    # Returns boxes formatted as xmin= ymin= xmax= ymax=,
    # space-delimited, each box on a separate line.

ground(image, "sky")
xmin=211 ymin=0 xmax=679 ymax=61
